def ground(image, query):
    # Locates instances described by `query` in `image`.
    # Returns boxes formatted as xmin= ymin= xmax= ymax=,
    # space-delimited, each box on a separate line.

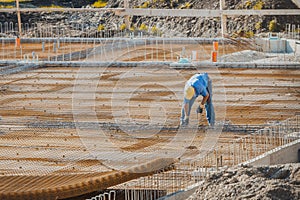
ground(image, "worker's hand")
xmin=196 ymin=105 xmax=203 ymax=114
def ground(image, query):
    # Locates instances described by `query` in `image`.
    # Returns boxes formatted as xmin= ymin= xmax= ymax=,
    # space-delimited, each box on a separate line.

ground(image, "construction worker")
xmin=180 ymin=72 xmax=215 ymax=127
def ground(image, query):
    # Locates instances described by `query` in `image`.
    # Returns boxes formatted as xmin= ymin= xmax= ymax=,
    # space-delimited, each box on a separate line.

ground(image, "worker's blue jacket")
xmin=184 ymin=73 xmax=209 ymax=102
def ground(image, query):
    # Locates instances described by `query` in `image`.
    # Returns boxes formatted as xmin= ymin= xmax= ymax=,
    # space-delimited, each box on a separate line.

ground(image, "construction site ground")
xmin=0 ymin=42 xmax=299 ymax=199
xmin=1 ymin=40 xmax=252 ymax=62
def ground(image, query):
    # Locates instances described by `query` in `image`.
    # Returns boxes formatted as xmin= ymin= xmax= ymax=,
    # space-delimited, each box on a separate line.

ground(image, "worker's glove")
xmin=196 ymin=105 xmax=203 ymax=114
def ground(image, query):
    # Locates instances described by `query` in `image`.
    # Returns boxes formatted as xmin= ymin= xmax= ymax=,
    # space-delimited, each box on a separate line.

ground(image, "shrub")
xmin=120 ymin=23 xmax=127 ymax=31
xmin=0 ymin=5 xmax=13 ymax=8
xmin=151 ymin=25 xmax=159 ymax=34
xmin=184 ymin=2 xmax=191 ymax=8
xmin=180 ymin=2 xmax=191 ymax=9
xmin=255 ymin=21 xmax=262 ymax=30
xmin=40 ymin=4 xmax=62 ymax=8
xmin=245 ymin=31 xmax=254 ymax=38
xmin=139 ymin=23 xmax=148 ymax=31
xmin=130 ymin=26 xmax=135 ymax=32
xmin=97 ymin=24 xmax=105 ymax=31
xmin=245 ymin=0 xmax=252 ymax=8
xmin=269 ymin=19 xmax=277 ymax=32
xmin=92 ymin=0 xmax=107 ymax=8
xmin=253 ymin=0 xmax=264 ymax=10
xmin=140 ymin=1 xmax=150 ymax=8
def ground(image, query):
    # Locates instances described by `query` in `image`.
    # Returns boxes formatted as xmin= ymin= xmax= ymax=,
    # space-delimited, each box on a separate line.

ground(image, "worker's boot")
xmin=180 ymin=118 xmax=189 ymax=126
xmin=185 ymin=118 xmax=189 ymax=125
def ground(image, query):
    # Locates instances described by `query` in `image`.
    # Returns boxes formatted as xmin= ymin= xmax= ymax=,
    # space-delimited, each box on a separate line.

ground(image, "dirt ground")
xmin=0 ymin=42 xmax=97 ymax=60
xmin=0 ymin=41 xmax=251 ymax=61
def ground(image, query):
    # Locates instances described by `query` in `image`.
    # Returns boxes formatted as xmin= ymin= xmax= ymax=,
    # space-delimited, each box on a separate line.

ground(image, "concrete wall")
xmin=256 ymin=38 xmax=300 ymax=54
xmin=255 ymin=38 xmax=287 ymax=53
xmin=243 ymin=139 xmax=300 ymax=166
xmin=286 ymin=39 xmax=300 ymax=55
xmin=295 ymin=40 xmax=300 ymax=55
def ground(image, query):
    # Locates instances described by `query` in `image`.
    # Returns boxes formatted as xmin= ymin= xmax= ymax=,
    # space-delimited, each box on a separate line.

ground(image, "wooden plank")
xmin=0 ymin=8 xmax=299 ymax=16
xmin=121 ymin=9 xmax=300 ymax=17
xmin=0 ymin=8 xmax=125 ymax=13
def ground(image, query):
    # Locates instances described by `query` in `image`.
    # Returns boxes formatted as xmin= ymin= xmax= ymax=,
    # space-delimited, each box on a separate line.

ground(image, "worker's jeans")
xmin=205 ymin=77 xmax=215 ymax=126
xmin=180 ymin=77 xmax=215 ymax=126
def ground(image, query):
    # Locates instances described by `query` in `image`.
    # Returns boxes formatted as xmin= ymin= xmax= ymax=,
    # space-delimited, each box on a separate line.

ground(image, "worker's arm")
xmin=200 ymin=93 xmax=209 ymax=107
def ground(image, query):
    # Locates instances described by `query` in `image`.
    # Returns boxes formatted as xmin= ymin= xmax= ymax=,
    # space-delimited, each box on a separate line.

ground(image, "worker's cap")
xmin=184 ymin=86 xmax=195 ymax=100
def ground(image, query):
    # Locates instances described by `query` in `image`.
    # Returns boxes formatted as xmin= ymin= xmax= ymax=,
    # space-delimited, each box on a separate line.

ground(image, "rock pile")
xmin=0 ymin=0 xmax=300 ymax=38
xmin=188 ymin=163 xmax=300 ymax=200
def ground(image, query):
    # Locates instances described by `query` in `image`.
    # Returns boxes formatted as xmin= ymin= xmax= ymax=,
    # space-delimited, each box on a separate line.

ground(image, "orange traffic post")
xmin=213 ymin=41 xmax=219 ymax=51
xmin=211 ymin=51 xmax=217 ymax=62
xmin=16 ymin=37 xmax=21 ymax=48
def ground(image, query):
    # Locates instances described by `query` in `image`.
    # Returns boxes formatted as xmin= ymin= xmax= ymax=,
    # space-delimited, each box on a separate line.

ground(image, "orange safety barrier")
xmin=213 ymin=41 xmax=218 ymax=51
xmin=16 ymin=37 xmax=21 ymax=48
xmin=211 ymin=51 xmax=217 ymax=62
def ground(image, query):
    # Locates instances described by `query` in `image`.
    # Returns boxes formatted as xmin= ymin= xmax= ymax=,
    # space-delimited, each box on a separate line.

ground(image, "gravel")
xmin=187 ymin=163 xmax=300 ymax=200
xmin=1 ymin=0 xmax=300 ymax=38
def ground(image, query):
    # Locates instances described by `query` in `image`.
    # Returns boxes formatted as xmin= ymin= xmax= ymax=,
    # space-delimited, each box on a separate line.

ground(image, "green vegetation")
xmin=120 ymin=23 xmax=127 ymax=31
xmin=139 ymin=23 xmax=148 ymax=31
xmin=140 ymin=1 xmax=150 ymax=8
xmin=255 ymin=21 xmax=262 ymax=30
xmin=185 ymin=2 xmax=191 ymax=8
xmin=179 ymin=2 xmax=191 ymax=9
xmin=0 ymin=5 xmax=13 ymax=8
xmin=129 ymin=26 xmax=135 ymax=32
xmin=253 ymin=0 xmax=264 ymax=10
xmin=243 ymin=0 xmax=264 ymax=9
xmin=151 ymin=25 xmax=159 ymax=34
xmin=92 ymin=0 xmax=107 ymax=8
xmin=40 ymin=4 xmax=63 ymax=8
xmin=97 ymin=24 xmax=105 ymax=31
xmin=245 ymin=0 xmax=252 ymax=8
xmin=245 ymin=31 xmax=254 ymax=38
xmin=269 ymin=19 xmax=277 ymax=32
